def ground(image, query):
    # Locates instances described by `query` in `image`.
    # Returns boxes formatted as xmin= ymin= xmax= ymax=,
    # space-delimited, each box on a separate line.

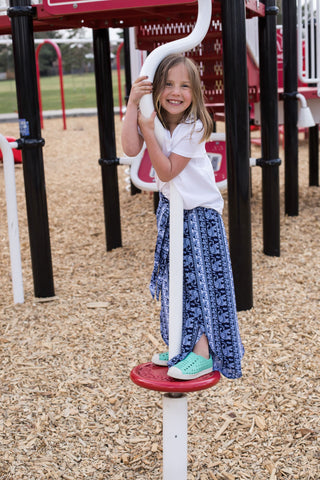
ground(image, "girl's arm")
xmin=138 ymin=112 xmax=190 ymax=182
xmin=121 ymin=76 xmax=153 ymax=157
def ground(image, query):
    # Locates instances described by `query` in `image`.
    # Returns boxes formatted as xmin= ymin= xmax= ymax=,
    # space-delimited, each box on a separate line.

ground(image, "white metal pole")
xmin=297 ymin=0 xmax=303 ymax=82
xmin=311 ymin=0 xmax=315 ymax=79
xmin=298 ymin=0 xmax=320 ymax=89
xmin=168 ymin=182 xmax=184 ymax=360
xmin=0 ymin=134 xmax=24 ymax=304
xmin=304 ymin=0 xmax=309 ymax=80
xmin=163 ymin=393 xmax=188 ymax=480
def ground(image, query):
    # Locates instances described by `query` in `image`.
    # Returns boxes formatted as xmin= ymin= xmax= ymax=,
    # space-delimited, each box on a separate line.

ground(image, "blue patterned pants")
xmin=150 ymin=194 xmax=244 ymax=379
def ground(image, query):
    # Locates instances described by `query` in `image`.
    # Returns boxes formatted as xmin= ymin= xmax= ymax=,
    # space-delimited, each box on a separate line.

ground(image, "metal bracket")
xmin=256 ymin=157 xmax=282 ymax=167
xmin=7 ymin=5 xmax=36 ymax=18
xmin=265 ymin=5 xmax=279 ymax=15
xmin=99 ymin=157 xmax=120 ymax=166
xmin=16 ymin=137 xmax=45 ymax=149
xmin=280 ymin=91 xmax=299 ymax=100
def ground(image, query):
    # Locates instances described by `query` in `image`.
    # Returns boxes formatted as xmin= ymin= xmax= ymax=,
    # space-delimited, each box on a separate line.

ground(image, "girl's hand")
xmin=129 ymin=76 xmax=153 ymax=106
xmin=121 ymin=76 xmax=152 ymax=157
xmin=138 ymin=110 xmax=157 ymax=137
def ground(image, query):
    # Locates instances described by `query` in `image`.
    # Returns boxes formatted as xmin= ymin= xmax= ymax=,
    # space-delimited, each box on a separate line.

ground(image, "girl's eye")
xmin=166 ymin=82 xmax=172 ymax=87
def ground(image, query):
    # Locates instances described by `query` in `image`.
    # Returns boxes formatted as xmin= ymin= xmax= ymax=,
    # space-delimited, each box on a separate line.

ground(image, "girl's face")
xmin=159 ymin=63 xmax=193 ymax=123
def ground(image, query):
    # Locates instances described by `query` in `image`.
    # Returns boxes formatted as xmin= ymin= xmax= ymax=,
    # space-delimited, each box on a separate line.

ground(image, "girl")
xmin=121 ymin=53 xmax=244 ymax=381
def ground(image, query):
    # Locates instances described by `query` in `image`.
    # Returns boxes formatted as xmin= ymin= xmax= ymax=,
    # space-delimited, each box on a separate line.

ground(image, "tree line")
xmin=0 ymin=29 xmax=122 ymax=79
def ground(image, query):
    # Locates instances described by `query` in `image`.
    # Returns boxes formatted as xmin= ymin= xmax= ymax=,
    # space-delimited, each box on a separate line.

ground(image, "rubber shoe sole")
xmin=167 ymin=352 xmax=213 ymax=380
xmin=152 ymin=352 xmax=169 ymax=366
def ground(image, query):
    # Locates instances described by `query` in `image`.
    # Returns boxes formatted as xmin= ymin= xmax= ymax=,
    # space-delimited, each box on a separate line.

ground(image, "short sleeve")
xmin=171 ymin=121 xmax=206 ymax=158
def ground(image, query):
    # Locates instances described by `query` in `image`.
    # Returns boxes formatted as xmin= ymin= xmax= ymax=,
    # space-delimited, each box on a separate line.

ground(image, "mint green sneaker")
xmin=167 ymin=352 xmax=213 ymax=380
xmin=152 ymin=352 xmax=169 ymax=366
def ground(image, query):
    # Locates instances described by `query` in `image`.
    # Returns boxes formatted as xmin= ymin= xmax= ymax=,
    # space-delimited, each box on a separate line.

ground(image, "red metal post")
xmin=35 ymin=39 xmax=67 ymax=130
xmin=35 ymin=47 xmax=44 ymax=129
xmin=116 ymin=42 xmax=124 ymax=120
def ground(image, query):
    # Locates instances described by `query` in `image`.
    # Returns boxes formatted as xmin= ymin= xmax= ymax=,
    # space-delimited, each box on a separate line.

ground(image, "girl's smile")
xmin=159 ymin=63 xmax=193 ymax=125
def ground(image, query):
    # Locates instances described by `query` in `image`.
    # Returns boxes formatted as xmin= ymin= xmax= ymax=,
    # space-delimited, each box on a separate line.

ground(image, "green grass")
xmin=0 ymin=70 xmax=125 ymax=114
xmin=0 ymin=79 xmax=17 ymax=114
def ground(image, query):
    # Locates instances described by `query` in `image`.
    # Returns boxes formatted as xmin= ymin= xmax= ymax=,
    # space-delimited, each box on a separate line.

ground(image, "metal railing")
xmin=297 ymin=0 xmax=320 ymax=96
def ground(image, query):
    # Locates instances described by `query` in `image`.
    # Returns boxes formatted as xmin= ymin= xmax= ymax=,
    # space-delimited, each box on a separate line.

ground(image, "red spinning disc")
xmin=130 ymin=362 xmax=221 ymax=393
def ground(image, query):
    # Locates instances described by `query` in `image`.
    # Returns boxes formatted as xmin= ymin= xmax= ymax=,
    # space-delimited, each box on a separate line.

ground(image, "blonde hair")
xmin=152 ymin=53 xmax=213 ymax=142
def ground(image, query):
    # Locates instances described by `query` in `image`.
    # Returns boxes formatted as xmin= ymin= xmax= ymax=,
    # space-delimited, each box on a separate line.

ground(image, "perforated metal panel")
xmin=135 ymin=4 xmax=225 ymax=108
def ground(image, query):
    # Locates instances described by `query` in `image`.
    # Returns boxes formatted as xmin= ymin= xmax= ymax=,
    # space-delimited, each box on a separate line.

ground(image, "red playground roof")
xmin=42 ymin=0 xmax=196 ymax=16
xmin=0 ymin=0 xmax=264 ymax=34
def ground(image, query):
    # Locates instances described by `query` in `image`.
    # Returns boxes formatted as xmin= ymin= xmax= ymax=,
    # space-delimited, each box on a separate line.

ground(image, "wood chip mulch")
xmin=0 ymin=116 xmax=319 ymax=480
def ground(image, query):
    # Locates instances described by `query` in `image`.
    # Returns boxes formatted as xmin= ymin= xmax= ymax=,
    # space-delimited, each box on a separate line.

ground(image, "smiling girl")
xmin=121 ymin=54 xmax=244 ymax=381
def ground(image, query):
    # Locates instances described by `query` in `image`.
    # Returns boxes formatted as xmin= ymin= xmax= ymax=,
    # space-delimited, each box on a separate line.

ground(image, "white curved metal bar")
xmin=0 ymin=134 xmax=24 ymax=304
xmin=127 ymin=147 xmax=158 ymax=192
xmin=139 ymin=0 xmax=212 ymax=145
xmin=139 ymin=0 xmax=213 ymax=362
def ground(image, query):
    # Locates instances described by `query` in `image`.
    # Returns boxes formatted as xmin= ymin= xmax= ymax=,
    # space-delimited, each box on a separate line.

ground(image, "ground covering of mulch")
xmin=0 ymin=115 xmax=319 ymax=480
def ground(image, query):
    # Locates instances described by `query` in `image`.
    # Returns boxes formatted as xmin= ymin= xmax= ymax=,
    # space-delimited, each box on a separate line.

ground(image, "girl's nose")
xmin=172 ymin=85 xmax=181 ymax=94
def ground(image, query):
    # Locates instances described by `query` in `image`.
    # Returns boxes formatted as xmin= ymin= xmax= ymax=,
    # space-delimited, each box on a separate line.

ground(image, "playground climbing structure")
xmin=1 ymin=0 xmax=317 ymax=309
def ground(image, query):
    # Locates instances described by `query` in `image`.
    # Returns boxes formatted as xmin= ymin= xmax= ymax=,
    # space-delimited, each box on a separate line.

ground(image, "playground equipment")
xmin=282 ymin=0 xmax=320 ymax=214
xmin=123 ymin=0 xmax=261 ymax=309
xmin=122 ymin=132 xmax=227 ymax=192
xmin=35 ymin=39 xmax=67 ymax=130
xmin=0 ymin=0 xmax=317 ymax=307
xmin=248 ymin=15 xmax=319 ymax=195
xmin=297 ymin=0 xmax=320 ymax=96
xmin=0 ymin=134 xmax=24 ymax=304
xmin=0 ymin=0 xmax=258 ymax=308
xmin=0 ymin=136 xmax=22 ymax=163
xmin=297 ymin=0 xmax=320 ymax=189
xmin=246 ymin=2 xmax=319 ymax=219
xmin=251 ymin=24 xmax=316 ymax=129
xmin=129 ymin=4 xmax=224 ymax=478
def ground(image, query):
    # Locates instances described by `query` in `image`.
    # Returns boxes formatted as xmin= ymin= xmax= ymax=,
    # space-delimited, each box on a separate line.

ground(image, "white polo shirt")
xmin=156 ymin=119 xmax=224 ymax=214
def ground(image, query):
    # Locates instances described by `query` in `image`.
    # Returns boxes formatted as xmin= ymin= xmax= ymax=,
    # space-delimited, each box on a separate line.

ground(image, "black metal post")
xmin=93 ymin=28 xmax=122 ymax=251
xmin=282 ymin=0 xmax=299 ymax=215
xmin=8 ymin=0 xmax=54 ymax=298
xmin=309 ymin=124 xmax=319 ymax=186
xmin=221 ymin=0 xmax=253 ymax=311
xmin=258 ymin=0 xmax=281 ymax=256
